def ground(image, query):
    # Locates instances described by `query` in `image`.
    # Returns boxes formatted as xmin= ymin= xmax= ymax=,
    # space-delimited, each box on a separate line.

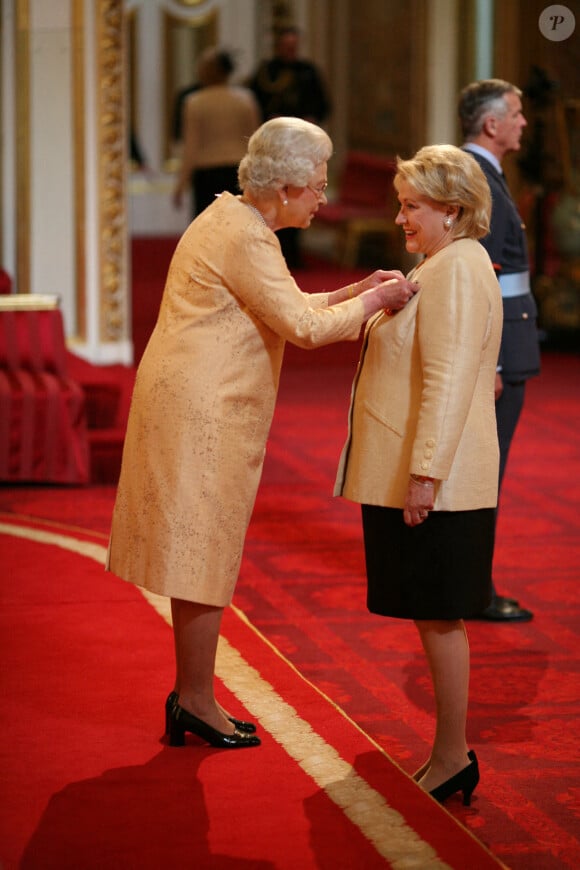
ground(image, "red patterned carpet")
xmin=1 ymin=348 xmax=579 ymax=868
xmin=1 ymin=241 xmax=579 ymax=867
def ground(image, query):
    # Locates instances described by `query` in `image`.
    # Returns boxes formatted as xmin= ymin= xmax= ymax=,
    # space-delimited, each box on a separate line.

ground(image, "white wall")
xmin=29 ymin=1 xmax=76 ymax=329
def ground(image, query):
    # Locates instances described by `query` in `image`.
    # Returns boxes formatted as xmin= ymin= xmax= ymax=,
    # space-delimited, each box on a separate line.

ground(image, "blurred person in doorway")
xmin=173 ymin=47 xmax=260 ymax=218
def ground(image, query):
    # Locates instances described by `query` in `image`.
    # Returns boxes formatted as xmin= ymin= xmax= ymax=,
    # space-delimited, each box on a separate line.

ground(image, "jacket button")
xmin=522 ymin=312 xmax=529 ymax=319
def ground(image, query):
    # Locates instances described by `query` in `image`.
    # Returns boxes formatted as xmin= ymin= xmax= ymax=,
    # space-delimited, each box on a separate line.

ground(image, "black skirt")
xmin=361 ymin=505 xmax=494 ymax=620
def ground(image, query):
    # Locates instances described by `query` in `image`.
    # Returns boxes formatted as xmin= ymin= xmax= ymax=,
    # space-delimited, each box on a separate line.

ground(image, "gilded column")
xmin=96 ymin=0 xmax=128 ymax=344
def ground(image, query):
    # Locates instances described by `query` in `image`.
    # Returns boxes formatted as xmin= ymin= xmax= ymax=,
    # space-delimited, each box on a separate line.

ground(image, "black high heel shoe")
xmin=168 ymin=702 xmax=261 ymax=749
xmin=429 ymin=751 xmax=479 ymax=806
xmin=164 ymin=691 xmax=257 ymax=735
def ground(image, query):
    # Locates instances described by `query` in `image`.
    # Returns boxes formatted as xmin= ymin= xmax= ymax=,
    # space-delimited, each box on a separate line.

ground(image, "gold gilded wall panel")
xmin=97 ymin=0 xmax=127 ymax=342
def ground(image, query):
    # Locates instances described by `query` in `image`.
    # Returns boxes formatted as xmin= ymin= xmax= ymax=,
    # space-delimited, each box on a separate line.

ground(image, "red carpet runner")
xmin=0 ymin=517 xmax=501 ymax=869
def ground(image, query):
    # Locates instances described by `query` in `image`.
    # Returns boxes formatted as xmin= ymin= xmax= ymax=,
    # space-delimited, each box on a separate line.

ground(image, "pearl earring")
xmin=282 ymin=199 xmax=288 ymax=206
xmin=444 ymin=216 xmax=453 ymax=229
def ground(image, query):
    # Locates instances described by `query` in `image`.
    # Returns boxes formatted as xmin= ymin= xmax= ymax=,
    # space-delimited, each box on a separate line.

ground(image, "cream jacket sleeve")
xmin=220 ymin=213 xmax=366 ymax=348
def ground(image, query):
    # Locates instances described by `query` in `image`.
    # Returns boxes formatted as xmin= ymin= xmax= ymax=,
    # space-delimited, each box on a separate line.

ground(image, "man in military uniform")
xmin=248 ymin=26 xmax=330 ymax=125
xmin=459 ymin=79 xmax=541 ymax=622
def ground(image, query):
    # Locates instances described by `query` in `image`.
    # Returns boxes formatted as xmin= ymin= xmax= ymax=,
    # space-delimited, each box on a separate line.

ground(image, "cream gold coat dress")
xmin=107 ymin=193 xmax=366 ymax=606
xmin=335 ymin=238 xmax=503 ymax=511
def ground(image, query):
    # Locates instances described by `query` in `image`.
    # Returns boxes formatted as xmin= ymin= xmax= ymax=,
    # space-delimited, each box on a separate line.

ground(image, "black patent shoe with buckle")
xmin=168 ymin=702 xmax=261 ymax=749
xmin=164 ymin=691 xmax=257 ymax=735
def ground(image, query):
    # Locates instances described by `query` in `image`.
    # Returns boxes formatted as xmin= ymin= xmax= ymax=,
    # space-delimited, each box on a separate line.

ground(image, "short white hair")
xmin=238 ymin=117 xmax=332 ymax=195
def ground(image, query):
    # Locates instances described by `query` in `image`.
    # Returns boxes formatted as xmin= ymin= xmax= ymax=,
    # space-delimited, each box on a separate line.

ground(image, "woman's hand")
xmin=356 ymin=269 xmax=406 ymax=293
xmin=403 ymin=477 xmax=435 ymax=527
xmin=378 ymin=276 xmax=420 ymax=311
xmin=359 ymin=276 xmax=419 ymax=319
xmin=331 ymin=271 xmax=418 ymax=308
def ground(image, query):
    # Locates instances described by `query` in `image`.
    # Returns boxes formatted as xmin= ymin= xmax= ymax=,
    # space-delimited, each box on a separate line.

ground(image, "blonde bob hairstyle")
xmin=394 ymin=144 xmax=491 ymax=240
xmin=238 ymin=117 xmax=332 ymax=196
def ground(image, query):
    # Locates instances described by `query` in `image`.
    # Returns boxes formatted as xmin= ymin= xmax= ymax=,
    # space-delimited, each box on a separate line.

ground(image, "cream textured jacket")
xmin=334 ymin=238 xmax=503 ymax=512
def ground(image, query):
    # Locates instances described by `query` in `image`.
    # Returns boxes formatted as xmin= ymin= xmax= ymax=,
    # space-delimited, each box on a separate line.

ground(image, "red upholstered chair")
xmin=0 ymin=295 xmax=90 ymax=483
xmin=314 ymin=151 xmax=399 ymax=266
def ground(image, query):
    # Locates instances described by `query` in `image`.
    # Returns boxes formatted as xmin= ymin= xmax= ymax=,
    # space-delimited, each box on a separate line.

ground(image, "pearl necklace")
xmin=241 ymin=198 xmax=267 ymax=226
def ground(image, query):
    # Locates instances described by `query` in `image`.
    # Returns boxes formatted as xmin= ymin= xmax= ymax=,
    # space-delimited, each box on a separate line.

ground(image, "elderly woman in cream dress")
xmin=107 ymin=117 xmax=418 ymax=750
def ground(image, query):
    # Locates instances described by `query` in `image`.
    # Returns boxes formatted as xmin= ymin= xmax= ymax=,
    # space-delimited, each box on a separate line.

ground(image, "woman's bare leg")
xmin=170 ymin=598 xmax=234 ymax=734
xmin=414 ymin=619 xmax=471 ymax=792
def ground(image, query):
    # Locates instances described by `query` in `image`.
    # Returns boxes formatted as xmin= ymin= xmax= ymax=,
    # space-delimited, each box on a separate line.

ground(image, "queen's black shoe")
xmin=165 ymin=691 xmax=257 ymax=735
xmin=429 ymin=750 xmax=479 ymax=806
xmin=167 ymin=701 xmax=261 ymax=749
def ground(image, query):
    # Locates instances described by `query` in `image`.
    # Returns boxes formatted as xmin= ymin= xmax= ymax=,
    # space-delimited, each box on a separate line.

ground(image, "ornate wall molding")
xmin=97 ymin=0 xmax=127 ymax=342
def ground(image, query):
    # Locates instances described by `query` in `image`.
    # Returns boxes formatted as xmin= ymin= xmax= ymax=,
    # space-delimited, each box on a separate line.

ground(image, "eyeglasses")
xmin=306 ymin=181 xmax=328 ymax=199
